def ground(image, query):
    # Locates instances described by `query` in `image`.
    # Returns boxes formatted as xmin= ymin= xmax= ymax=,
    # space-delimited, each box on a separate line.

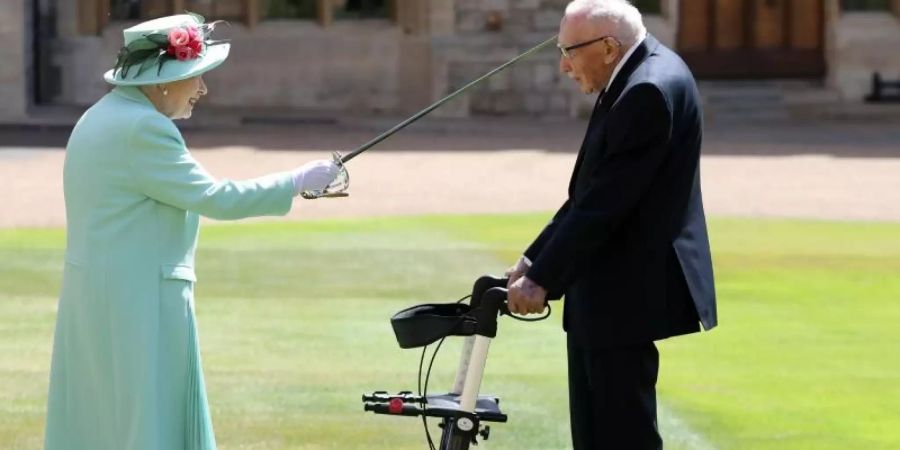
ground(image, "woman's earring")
xmin=163 ymin=89 xmax=168 ymax=96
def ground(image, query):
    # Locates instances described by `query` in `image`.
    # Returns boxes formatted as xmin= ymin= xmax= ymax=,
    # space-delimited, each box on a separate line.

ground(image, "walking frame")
xmin=362 ymin=275 xmax=554 ymax=449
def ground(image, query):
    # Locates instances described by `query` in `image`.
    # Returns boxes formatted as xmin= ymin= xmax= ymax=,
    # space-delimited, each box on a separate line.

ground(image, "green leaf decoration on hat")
xmin=186 ymin=12 xmax=206 ymax=25
xmin=144 ymin=33 xmax=170 ymax=47
xmin=118 ymin=48 xmax=158 ymax=78
xmin=125 ymin=38 xmax=159 ymax=52
xmin=135 ymin=51 xmax=164 ymax=77
xmin=156 ymin=53 xmax=176 ymax=76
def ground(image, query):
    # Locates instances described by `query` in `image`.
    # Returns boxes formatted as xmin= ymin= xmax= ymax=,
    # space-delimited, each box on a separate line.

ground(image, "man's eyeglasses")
xmin=557 ymin=35 xmax=621 ymax=59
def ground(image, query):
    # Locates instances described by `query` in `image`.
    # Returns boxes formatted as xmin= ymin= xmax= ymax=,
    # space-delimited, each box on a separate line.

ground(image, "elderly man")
xmin=506 ymin=0 xmax=717 ymax=448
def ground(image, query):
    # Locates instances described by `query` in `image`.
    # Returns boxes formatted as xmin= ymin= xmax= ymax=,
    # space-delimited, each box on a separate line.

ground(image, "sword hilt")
xmin=300 ymin=151 xmax=350 ymax=200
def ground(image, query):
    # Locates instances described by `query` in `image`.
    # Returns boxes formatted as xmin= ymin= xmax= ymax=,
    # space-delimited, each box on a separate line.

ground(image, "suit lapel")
xmin=567 ymin=35 xmax=660 ymax=196
xmin=597 ymin=34 xmax=658 ymax=115
xmin=568 ymin=95 xmax=604 ymax=195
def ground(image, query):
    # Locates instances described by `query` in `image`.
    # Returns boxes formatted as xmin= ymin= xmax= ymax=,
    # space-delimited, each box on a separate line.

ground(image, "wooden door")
xmin=678 ymin=0 xmax=825 ymax=78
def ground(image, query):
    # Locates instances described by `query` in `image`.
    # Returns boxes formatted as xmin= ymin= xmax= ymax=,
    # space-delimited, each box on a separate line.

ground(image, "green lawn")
xmin=1 ymin=215 xmax=898 ymax=449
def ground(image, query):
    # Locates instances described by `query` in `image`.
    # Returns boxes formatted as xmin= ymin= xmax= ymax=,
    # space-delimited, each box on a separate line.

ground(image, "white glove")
xmin=292 ymin=159 xmax=340 ymax=195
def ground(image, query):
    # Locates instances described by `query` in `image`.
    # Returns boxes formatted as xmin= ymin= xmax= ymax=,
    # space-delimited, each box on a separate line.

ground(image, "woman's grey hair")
xmin=565 ymin=0 xmax=647 ymax=47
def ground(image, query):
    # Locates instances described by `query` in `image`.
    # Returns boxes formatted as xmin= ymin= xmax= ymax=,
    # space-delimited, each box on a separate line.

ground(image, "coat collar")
xmin=111 ymin=85 xmax=154 ymax=107
xmin=598 ymin=33 xmax=659 ymax=113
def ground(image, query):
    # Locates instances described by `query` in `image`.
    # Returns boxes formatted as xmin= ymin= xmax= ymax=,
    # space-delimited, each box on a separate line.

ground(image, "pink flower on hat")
xmin=186 ymin=25 xmax=199 ymax=41
xmin=188 ymin=39 xmax=202 ymax=54
xmin=167 ymin=25 xmax=203 ymax=61
xmin=168 ymin=27 xmax=191 ymax=47
xmin=174 ymin=46 xmax=197 ymax=61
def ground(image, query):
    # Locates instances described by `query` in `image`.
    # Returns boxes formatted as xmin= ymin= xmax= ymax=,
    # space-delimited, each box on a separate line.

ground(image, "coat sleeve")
xmin=126 ymin=113 xmax=296 ymax=220
xmin=527 ymin=83 xmax=673 ymax=294
xmin=524 ymin=198 xmax=571 ymax=262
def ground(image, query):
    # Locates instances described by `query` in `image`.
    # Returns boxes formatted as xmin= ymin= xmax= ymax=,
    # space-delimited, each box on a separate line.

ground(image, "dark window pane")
xmin=841 ymin=0 xmax=891 ymax=10
xmin=184 ymin=0 xmax=245 ymax=19
xmin=200 ymin=0 xmax=245 ymax=19
xmin=110 ymin=0 xmax=142 ymax=20
xmin=141 ymin=0 xmax=171 ymax=19
xmin=266 ymin=0 xmax=317 ymax=19
xmin=631 ymin=0 xmax=661 ymax=15
xmin=336 ymin=0 xmax=389 ymax=19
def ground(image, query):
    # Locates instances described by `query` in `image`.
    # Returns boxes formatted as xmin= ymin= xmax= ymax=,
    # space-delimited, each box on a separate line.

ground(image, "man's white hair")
xmin=564 ymin=0 xmax=647 ymax=47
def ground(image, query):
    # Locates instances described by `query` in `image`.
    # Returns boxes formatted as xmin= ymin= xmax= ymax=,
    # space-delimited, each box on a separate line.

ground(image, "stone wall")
xmin=15 ymin=0 xmax=898 ymax=120
xmin=827 ymin=10 xmax=900 ymax=101
xmin=430 ymin=0 xmax=674 ymax=117
xmin=204 ymin=21 xmax=404 ymax=113
xmin=25 ymin=0 xmax=686 ymax=118
xmin=48 ymin=16 xmax=414 ymax=115
xmin=0 ymin=1 xmax=28 ymax=122
xmin=431 ymin=0 xmax=577 ymax=117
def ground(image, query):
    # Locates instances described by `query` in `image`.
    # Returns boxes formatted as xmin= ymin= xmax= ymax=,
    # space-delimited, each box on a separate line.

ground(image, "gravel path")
xmin=3 ymin=120 xmax=899 ymax=228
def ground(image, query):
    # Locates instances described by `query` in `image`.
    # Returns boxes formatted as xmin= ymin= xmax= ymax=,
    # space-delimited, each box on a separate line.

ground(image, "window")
xmin=109 ymin=0 xmax=141 ymax=20
xmin=81 ymin=0 xmax=399 ymax=35
xmin=107 ymin=0 xmax=247 ymax=22
xmin=266 ymin=0 xmax=391 ymax=20
xmin=631 ymin=0 xmax=662 ymax=15
xmin=184 ymin=0 xmax=248 ymax=20
xmin=841 ymin=0 xmax=891 ymax=10
xmin=266 ymin=0 xmax=317 ymax=19
xmin=336 ymin=0 xmax=389 ymax=20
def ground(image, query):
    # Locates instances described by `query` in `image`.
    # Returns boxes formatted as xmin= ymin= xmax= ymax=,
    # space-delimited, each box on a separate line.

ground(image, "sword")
xmin=301 ymin=34 xmax=559 ymax=199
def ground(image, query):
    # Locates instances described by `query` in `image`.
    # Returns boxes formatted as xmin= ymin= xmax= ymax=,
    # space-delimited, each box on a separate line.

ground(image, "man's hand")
xmin=505 ymin=256 xmax=531 ymax=289
xmin=507 ymin=276 xmax=547 ymax=315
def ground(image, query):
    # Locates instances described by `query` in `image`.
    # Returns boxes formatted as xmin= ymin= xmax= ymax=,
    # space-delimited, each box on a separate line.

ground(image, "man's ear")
xmin=603 ymin=42 xmax=619 ymax=65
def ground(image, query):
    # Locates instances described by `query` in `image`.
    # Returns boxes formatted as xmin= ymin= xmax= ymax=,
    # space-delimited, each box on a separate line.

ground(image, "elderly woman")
xmin=44 ymin=14 xmax=340 ymax=450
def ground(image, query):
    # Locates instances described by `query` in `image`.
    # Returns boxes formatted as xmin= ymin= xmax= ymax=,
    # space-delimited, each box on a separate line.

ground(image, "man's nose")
xmin=559 ymin=56 xmax=571 ymax=74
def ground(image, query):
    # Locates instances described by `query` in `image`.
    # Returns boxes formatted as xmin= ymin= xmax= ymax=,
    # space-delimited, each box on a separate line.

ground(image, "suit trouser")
xmin=567 ymin=333 xmax=662 ymax=450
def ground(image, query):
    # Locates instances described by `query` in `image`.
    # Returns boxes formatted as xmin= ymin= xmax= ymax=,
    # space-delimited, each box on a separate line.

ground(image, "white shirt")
xmin=600 ymin=33 xmax=646 ymax=105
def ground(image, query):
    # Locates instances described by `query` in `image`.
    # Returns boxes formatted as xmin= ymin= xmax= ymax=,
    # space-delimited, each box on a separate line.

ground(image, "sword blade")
xmin=340 ymin=34 xmax=558 ymax=164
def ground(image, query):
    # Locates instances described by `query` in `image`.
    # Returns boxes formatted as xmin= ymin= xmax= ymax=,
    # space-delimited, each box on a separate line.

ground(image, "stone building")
xmin=1 ymin=0 xmax=899 ymax=122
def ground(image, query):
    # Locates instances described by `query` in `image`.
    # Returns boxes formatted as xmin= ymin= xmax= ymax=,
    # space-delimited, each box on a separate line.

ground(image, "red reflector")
xmin=388 ymin=398 xmax=404 ymax=414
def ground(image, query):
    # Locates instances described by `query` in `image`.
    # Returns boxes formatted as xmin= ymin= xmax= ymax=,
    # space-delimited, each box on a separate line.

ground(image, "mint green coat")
xmin=45 ymin=86 xmax=295 ymax=450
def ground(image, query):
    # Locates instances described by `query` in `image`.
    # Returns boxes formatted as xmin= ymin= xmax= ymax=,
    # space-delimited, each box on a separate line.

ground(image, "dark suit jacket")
xmin=525 ymin=34 xmax=717 ymax=347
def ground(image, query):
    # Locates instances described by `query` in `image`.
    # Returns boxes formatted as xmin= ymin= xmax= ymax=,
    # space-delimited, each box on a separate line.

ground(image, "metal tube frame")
xmin=437 ymin=283 xmax=508 ymax=450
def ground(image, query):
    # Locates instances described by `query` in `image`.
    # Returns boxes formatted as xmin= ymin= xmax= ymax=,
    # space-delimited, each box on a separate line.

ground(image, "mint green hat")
xmin=103 ymin=13 xmax=230 ymax=86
